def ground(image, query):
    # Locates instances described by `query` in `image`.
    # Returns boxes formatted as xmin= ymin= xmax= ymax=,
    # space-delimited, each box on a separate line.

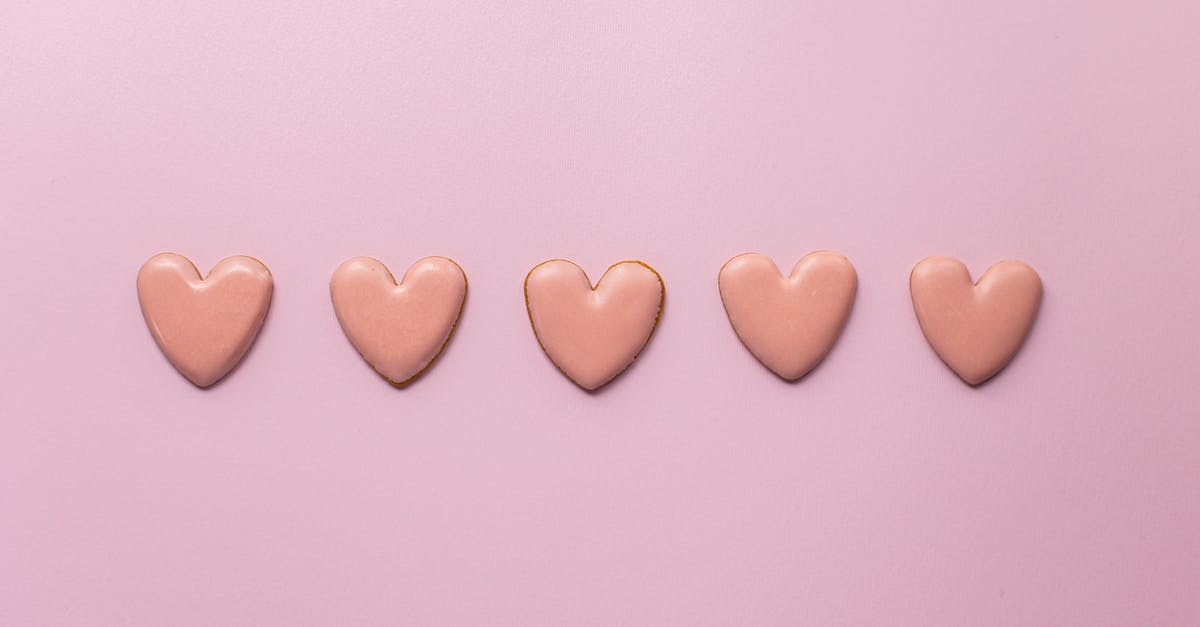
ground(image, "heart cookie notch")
xmin=330 ymin=256 xmax=467 ymax=386
xmin=137 ymin=253 xmax=273 ymax=387
xmin=718 ymin=252 xmax=857 ymax=380
xmin=524 ymin=259 xmax=664 ymax=391
xmin=909 ymin=256 xmax=1042 ymax=385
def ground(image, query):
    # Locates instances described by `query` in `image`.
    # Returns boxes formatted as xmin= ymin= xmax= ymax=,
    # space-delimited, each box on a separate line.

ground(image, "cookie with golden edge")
xmin=524 ymin=259 xmax=664 ymax=390
xmin=330 ymin=256 xmax=467 ymax=386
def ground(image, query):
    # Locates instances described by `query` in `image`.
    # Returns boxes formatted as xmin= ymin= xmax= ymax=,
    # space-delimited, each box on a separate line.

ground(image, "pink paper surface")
xmin=2 ymin=2 xmax=1198 ymax=625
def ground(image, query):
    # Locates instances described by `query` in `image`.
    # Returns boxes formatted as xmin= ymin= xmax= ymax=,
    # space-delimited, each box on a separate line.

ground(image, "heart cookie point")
xmin=718 ymin=251 xmax=857 ymax=381
xmin=330 ymin=256 xmax=467 ymax=387
xmin=910 ymin=256 xmax=1043 ymax=386
xmin=524 ymin=259 xmax=664 ymax=391
xmin=137 ymin=252 xmax=273 ymax=388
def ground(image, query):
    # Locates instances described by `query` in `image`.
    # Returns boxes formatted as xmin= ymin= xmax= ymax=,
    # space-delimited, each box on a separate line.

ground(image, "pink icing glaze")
xmin=329 ymin=256 xmax=467 ymax=386
xmin=718 ymin=252 xmax=857 ymax=381
xmin=524 ymin=260 xmax=664 ymax=391
xmin=910 ymin=256 xmax=1043 ymax=385
xmin=136 ymin=253 xmax=273 ymax=388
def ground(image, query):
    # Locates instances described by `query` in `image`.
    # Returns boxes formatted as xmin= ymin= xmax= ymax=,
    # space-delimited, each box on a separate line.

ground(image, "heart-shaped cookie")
xmin=910 ymin=256 xmax=1043 ymax=385
xmin=718 ymin=252 xmax=857 ymax=380
xmin=137 ymin=253 xmax=273 ymax=387
xmin=330 ymin=256 xmax=467 ymax=386
xmin=524 ymin=259 xmax=664 ymax=390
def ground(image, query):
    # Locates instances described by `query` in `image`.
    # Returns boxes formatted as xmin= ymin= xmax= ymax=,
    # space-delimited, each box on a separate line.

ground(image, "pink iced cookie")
xmin=910 ymin=256 xmax=1043 ymax=385
xmin=524 ymin=259 xmax=664 ymax=391
xmin=137 ymin=253 xmax=273 ymax=387
xmin=718 ymin=252 xmax=857 ymax=380
xmin=330 ymin=256 xmax=467 ymax=386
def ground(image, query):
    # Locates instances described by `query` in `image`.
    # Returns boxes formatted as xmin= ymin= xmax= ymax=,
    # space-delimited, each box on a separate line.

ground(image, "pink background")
xmin=3 ymin=2 xmax=1199 ymax=625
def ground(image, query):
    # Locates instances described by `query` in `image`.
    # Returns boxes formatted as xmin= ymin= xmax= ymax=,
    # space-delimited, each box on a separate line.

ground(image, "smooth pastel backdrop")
xmin=2 ymin=2 xmax=1198 ymax=625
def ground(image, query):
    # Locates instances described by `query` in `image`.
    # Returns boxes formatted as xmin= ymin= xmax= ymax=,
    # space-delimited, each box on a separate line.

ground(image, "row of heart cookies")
xmin=137 ymin=252 xmax=1042 ymax=390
